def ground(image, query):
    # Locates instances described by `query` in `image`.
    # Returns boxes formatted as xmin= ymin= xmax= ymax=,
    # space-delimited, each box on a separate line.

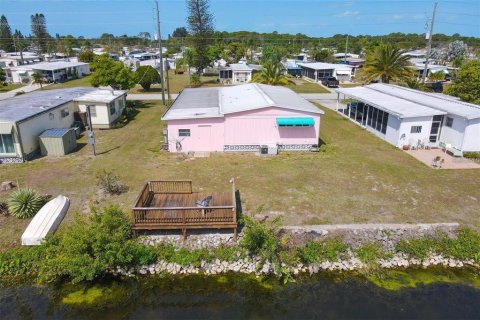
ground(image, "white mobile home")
xmin=335 ymin=84 xmax=480 ymax=153
xmin=75 ymin=89 xmax=127 ymax=129
xmin=298 ymin=62 xmax=354 ymax=82
xmin=0 ymin=88 xmax=127 ymax=163
xmin=219 ymin=63 xmax=263 ymax=84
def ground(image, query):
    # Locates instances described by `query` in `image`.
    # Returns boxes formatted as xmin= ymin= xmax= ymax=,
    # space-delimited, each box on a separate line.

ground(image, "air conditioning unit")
xmin=268 ymin=145 xmax=278 ymax=155
xmin=260 ymin=145 xmax=268 ymax=154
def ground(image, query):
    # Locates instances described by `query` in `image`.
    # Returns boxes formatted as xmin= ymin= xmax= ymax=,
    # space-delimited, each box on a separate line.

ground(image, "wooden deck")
xmin=131 ymin=180 xmax=237 ymax=239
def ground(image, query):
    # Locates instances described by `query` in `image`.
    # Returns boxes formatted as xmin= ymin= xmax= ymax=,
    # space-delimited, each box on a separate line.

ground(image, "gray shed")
xmin=39 ymin=128 xmax=77 ymax=156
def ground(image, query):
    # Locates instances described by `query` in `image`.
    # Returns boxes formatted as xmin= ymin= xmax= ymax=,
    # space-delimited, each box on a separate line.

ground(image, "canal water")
xmin=1 ymin=269 xmax=479 ymax=319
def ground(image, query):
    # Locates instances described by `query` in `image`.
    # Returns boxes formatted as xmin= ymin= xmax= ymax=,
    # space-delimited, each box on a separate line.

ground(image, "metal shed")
xmin=39 ymin=128 xmax=77 ymax=156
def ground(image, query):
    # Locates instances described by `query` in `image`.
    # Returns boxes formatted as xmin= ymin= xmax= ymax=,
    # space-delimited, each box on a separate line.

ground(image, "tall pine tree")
xmin=0 ymin=15 xmax=15 ymax=52
xmin=31 ymin=13 xmax=50 ymax=53
xmin=186 ymin=0 xmax=214 ymax=74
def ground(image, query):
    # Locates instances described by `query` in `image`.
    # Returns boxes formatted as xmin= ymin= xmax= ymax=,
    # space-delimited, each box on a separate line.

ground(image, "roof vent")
xmin=56 ymin=96 xmax=62 ymax=99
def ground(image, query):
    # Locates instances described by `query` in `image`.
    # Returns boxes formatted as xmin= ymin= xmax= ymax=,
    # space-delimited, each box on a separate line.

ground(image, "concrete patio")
xmin=405 ymin=148 xmax=480 ymax=169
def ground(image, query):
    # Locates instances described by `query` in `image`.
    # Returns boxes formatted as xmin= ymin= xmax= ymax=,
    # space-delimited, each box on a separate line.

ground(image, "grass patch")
xmin=129 ymin=70 xmax=220 ymax=94
xmin=285 ymin=79 xmax=330 ymax=93
xmin=43 ymin=75 xmax=93 ymax=90
xmin=0 ymin=83 xmax=24 ymax=92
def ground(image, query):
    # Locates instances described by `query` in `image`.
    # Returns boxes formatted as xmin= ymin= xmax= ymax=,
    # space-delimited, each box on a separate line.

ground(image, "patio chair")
xmin=196 ymin=195 xmax=213 ymax=215
xmin=422 ymin=139 xmax=431 ymax=150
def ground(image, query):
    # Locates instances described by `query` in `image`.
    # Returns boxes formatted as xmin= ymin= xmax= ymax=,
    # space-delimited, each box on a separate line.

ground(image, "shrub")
xmin=0 ymin=201 xmax=9 ymax=216
xmin=240 ymin=215 xmax=281 ymax=262
xmin=439 ymin=228 xmax=480 ymax=262
xmin=38 ymin=206 xmax=156 ymax=283
xmin=7 ymin=188 xmax=46 ymax=219
xmin=298 ymin=238 xmax=348 ymax=263
xmin=189 ymin=74 xmax=201 ymax=86
xmin=0 ymin=246 xmax=44 ymax=276
xmin=355 ymin=243 xmax=389 ymax=264
xmin=96 ymin=170 xmax=128 ymax=195
xmin=395 ymin=237 xmax=437 ymax=260
xmin=463 ymin=152 xmax=480 ymax=160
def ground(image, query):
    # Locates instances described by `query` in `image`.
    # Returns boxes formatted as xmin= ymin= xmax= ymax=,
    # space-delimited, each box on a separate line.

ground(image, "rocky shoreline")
xmin=116 ymin=223 xmax=479 ymax=277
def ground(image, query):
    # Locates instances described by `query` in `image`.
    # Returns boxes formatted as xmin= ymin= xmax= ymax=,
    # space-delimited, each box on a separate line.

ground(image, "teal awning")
xmin=276 ymin=117 xmax=315 ymax=127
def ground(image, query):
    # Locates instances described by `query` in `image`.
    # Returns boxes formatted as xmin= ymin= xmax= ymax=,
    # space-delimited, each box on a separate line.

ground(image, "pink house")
xmin=162 ymin=84 xmax=324 ymax=153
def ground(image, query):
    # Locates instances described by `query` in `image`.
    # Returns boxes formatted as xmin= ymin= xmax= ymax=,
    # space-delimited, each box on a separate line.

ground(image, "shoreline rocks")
xmin=123 ymin=223 xmax=478 ymax=278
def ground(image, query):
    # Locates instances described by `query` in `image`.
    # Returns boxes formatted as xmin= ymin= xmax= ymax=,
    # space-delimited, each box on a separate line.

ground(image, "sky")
xmin=0 ymin=0 xmax=479 ymax=38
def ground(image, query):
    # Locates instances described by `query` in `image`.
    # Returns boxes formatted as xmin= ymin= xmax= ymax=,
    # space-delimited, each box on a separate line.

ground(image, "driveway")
xmin=300 ymin=90 xmax=345 ymax=111
xmin=0 ymin=84 xmax=45 ymax=100
xmin=127 ymin=93 xmax=178 ymax=101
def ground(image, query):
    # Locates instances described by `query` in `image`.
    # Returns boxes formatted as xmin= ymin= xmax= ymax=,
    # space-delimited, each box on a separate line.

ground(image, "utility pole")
xmin=344 ymin=35 xmax=349 ymax=63
xmin=86 ymin=106 xmax=96 ymax=156
xmin=155 ymin=0 xmax=166 ymax=105
xmin=422 ymin=0 xmax=439 ymax=83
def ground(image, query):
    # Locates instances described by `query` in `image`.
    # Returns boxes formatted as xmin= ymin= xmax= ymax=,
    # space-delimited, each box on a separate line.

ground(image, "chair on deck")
xmin=196 ymin=195 xmax=213 ymax=215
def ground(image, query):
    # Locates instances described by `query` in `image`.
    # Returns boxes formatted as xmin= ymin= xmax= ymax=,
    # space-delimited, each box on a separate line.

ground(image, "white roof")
xmin=30 ymin=61 xmax=89 ymax=71
xmin=73 ymin=89 xmax=127 ymax=103
xmin=335 ymin=86 xmax=446 ymax=118
xmin=298 ymin=62 xmax=353 ymax=70
xmin=162 ymin=84 xmax=323 ymax=121
xmin=368 ymin=84 xmax=480 ymax=120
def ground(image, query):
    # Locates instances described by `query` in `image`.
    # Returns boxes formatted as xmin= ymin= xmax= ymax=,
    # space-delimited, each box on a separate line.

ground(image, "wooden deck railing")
xmin=149 ymin=180 xmax=192 ymax=194
xmin=132 ymin=179 xmax=237 ymax=239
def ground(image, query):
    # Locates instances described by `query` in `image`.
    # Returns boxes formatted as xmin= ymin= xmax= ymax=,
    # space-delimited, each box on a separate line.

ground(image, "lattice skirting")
xmin=224 ymin=145 xmax=260 ymax=152
xmin=224 ymin=144 xmax=314 ymax=152
xmin=278 ymin=144 xmax=313 ymax=151
xmin=0 ymin=157 xmax=24 ymax=164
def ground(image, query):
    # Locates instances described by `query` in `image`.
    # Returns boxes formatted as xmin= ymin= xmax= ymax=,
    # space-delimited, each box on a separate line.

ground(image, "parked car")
xmin=321 ymin=77 xmax=339 ymax=87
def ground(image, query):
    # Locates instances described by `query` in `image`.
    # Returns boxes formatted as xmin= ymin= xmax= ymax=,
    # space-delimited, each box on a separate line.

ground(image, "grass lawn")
xmin=129 ymin=70 xmax=220 ymax=94
xmin=1 ymin=101 xmax=480 ymax=250
xmin=43 ymin=75 xmax=93 ymax=90
xmin=0 ymin=83 xmax=24 ymax=92
xmin=286 ymin=79 xmax=330 ymax=93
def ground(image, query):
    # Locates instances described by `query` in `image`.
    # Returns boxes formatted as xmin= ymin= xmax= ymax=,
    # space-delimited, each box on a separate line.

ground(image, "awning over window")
xmin=0 ymin=123 xmax=13 ymax=134
xmin=276 ymin=117 xmax=315 ymax=127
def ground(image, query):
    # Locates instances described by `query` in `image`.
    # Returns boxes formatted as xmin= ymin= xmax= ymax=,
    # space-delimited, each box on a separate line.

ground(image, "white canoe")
xmin=21 ymin=195 xmax=70 ymax=246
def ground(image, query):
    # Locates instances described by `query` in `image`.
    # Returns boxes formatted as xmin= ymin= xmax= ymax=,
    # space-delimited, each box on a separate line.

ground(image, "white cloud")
xmin=335 ymin=11 xmax=360 ymax=17
xmin=392 ymin=14 xmax=403 ymax=20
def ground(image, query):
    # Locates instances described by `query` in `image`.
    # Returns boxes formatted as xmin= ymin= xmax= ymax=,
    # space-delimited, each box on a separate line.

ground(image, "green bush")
xmin=0 ymin=246 xmax=44 ymax=276
xmin=396 ymin=237 xmax=437 ymax=260
xmin=395 ymin=229 xmax=480 ymax=262
xmin=189 ymin=74 xmax=201 ymax=86
xmin=8 ymin=188 xmax=46 ymax=219
xmin=355 ymin=243 xmax=389 ymax=264
xmin=38 ymin=206 xmax=156 ymax=283
xmin=240 ymin=215 xmax=281 ymax=262
xmin=298 ymin=238 xmax=348 ymax=263
xmin=439 ymin=228 xmax=480 ymax=262
xmin=463 ymin=152 xmax=480 ymax=160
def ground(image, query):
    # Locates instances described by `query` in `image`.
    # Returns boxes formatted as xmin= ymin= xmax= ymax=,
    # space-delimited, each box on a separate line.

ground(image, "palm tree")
xmin=31 ymin=72 xmax=44 ymax=89
xmin=251 ymin=61 xmax=291 ymax=86
xmin=402 ymin=78 xmax=429 ymax=91
xmin=362 ymin=44 xmax=412 ymax=84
